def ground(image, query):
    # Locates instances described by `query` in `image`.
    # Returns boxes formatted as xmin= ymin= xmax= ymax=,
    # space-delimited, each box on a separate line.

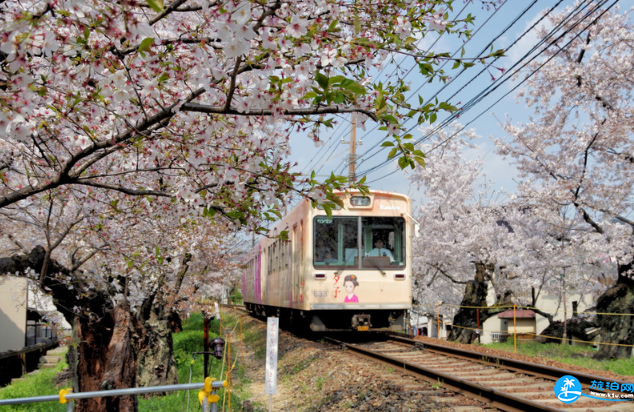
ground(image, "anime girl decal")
xmin=343 ymin=274 xmax=359 ymax=303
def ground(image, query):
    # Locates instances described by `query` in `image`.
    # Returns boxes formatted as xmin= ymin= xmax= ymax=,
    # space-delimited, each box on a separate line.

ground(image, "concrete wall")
xmin=0 ymin=276 xmax=27 ymax=352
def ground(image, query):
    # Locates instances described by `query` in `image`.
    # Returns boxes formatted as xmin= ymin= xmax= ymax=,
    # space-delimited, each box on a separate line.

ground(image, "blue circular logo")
xmin=554 ymin=375 xmax=581 ymax=403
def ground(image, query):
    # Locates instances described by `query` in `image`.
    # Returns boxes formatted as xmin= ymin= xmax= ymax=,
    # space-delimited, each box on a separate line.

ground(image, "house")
xmin=0 ymin=276 xmax=30 ymax=353
xmin=495 ymin=309 xmax=536 ymax=342
xmin=0 ymin=275 xmax=69 ymax=387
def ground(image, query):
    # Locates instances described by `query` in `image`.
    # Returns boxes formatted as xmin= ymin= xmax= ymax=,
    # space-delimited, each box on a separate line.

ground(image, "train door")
xmin=255 ymin=250 xmax=262 ymax=304
xmin=292 ymin=221 xmax=303 ymax=304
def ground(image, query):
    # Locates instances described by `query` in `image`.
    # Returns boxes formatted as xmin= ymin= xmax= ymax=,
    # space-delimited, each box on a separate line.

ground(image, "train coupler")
xmin=352 ymin=314 xmax=371 ymax=331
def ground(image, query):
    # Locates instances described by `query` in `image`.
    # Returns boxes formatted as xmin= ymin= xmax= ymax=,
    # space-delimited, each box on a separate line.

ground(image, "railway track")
xmin=324 ymin=333 xmax=634 ymax=412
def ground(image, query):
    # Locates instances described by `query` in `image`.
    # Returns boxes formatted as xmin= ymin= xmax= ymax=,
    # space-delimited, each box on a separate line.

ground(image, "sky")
xmin=286 ymin=0 xmax=633 ymax=209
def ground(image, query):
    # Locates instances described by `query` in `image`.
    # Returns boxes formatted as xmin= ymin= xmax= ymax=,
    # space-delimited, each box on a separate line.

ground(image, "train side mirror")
xmin=414 ymin=223 xmax=420 ymax=238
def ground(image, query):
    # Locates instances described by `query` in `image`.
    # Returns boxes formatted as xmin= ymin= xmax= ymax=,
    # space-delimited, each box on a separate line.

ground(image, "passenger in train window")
xmin=323 ymin=250 xmax=337 ymax=263
xmin=366 ymin=238 xmax=394 ymax=261
xmin=315 ymin=238 xmax=332 ymax=261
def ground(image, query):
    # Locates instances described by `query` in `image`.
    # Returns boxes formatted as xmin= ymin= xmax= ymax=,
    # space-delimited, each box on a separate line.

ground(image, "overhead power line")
xmin=360 ymin=0 xmax=616 ymax=184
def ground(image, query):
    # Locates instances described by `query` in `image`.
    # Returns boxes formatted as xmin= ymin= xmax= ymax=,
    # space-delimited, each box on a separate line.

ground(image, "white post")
xmin=265 ymin=317 xmax=279 ymax=411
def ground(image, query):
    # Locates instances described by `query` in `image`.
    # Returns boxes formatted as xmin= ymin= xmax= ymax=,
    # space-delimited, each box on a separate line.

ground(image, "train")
xmin=241 ymin=190 xmax=415 ymax=332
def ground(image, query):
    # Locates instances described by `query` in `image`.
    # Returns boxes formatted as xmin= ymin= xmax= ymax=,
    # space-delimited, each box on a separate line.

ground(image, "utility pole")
xmin=342 ymin=115 xmax=361 ymax=184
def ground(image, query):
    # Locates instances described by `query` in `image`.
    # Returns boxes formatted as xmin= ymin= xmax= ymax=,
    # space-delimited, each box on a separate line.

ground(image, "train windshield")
xmin=313 ymin=216 xmax=405 ymax=269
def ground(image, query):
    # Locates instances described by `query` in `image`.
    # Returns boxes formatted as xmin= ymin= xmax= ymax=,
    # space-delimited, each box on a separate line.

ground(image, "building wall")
xmin=0 ymin=276 xmax=27 ymax=352
xmin=481 ymin=290 xmax=596 ymax=344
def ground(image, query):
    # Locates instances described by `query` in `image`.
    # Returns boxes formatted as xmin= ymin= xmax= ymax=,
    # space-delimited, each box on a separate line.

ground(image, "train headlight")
xmin=350 ymin=196 xmax=371 ymax=207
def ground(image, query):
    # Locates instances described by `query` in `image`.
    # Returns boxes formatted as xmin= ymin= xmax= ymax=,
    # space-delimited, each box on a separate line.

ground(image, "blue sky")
xmin=288 ymin=0 xmax=632 ymax=207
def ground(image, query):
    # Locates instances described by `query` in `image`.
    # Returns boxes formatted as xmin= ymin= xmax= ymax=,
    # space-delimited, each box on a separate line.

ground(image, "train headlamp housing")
xmin=350 ymin=196 xmax=371 ymax=207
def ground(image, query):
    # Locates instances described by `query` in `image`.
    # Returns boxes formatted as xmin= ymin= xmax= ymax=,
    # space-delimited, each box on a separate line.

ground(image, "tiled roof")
xmin=497 ymin=309 xmax=536 ymax=319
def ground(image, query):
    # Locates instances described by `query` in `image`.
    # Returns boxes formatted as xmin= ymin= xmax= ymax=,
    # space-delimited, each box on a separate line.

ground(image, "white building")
xmin=0 ymin=276 xmax=70 ymax=353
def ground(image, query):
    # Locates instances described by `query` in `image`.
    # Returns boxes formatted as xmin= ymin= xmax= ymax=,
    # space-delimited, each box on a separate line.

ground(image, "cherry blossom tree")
xmin=495 ymin=4 xmax=634 ymax=358
xmin=0 ymin=190 xmax=242 ymax=410
xmin=0 ymin=0 xmax=506 ymax=409
xmin=408 ymin=123 xmax=609 ymax=343
xmin=0 ymin=0 xmax=502 ymax=221
xmin=409 ymin=124 xmax=518 ymax=342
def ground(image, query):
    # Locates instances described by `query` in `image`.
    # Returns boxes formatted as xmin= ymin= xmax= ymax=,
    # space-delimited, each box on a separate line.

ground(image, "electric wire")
xmin=301 ymin=115 xmax=348 ymax=175
xmin=363 ymin=0 xmax=619 ymax=184
xmin=357 ymin=0 xmax=606 ymax=179
xmin=355 ymin=0 xmax=562 ymax=174
xmin=332 ymin=1 xmax=477 ymax=175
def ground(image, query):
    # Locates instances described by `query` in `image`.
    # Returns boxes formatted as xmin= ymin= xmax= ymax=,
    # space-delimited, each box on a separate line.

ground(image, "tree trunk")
xmin=0 ymin=247 xmax=142 ymax=411
xmin=70 ymin=305 xmax=140 ymax=412
xmin=136 ymin=307 xmax=178 ymax=388
xmin=448 ymin=262 xmax=510 ymax=343
xmin=135 ymin=253 xmax=191 ymax=387
xmin=594 ymin=273 xmax=634 ymax=360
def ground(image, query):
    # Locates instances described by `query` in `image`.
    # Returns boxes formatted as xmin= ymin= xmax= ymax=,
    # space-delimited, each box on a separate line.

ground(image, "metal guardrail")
xmin=0 ymin=377 xmax=227 ymax=412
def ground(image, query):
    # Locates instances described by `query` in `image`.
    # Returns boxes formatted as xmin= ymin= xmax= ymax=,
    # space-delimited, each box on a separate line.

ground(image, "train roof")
xmin=242 ymin=190 xmax=411 ymax=261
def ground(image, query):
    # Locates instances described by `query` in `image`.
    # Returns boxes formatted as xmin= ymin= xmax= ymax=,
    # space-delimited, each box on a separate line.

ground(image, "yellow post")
xmin=239 ymin=315 xmax=245 ymax=366
xmin=513 ymin=304 xmax=517 ymax=354
xmin=227 ymin=333 xmax=232 ymax=409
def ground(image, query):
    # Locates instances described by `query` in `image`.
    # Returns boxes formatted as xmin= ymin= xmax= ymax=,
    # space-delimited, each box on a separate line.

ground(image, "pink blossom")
xmin=224 ymin=37 xmax=250 ymax=59
xmin=286 ymin=15 xmax=309 ymax=39
xmin=232 ymin=3 xmax=251 ymax=25
xmin=427 ymin=9 xmax=447 ymax=31
xmin=394 ymin=16 xmax=412 ymax=40
xmin=312 ymin=189 xmax=327 ymax=203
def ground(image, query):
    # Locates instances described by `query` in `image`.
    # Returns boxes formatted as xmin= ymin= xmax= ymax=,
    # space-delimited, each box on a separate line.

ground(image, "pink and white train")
xmin=242 ymin=190 xmax=414 ymax=332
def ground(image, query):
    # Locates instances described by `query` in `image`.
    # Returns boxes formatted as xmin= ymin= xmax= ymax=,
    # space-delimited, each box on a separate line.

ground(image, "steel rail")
xmin=325 ymin=336 xmax=564 ymax=412
xmin=386 ymin=333 xmax=632 ymax=388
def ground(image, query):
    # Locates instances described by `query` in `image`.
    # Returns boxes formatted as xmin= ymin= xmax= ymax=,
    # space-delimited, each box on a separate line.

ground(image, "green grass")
xmin=140 ymin=312 xmax=254 ymax=411
xmin=0 ymin=350 xmax=70 ymax=412
xmin=0 ymin=312 xmax=260 ymax=411
xmin=483 ymin=340 xmax=634 ymax=377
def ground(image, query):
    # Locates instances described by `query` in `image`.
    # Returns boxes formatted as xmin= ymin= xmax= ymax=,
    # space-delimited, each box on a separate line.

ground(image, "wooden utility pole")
xmin=349 ymin=115 xmax=357 ymax=183
xmin=342 ymin=115 xmax=360 ymax=185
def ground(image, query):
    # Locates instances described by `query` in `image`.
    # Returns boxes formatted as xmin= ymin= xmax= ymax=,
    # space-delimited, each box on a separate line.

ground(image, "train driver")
xmin=366 ymin=238 xmax=394 ymax=261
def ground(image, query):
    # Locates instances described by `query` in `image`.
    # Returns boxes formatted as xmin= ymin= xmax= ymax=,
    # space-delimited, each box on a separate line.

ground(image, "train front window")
xmin=314 ymin=216 xmax=358 ymax=268
xmin=313 ymin=216 xmax=405 ymax=269
xmin=361 ymin=217 xmax=405 ymax=269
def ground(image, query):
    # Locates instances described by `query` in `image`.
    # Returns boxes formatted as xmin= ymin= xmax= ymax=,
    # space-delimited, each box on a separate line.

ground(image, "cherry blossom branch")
xmin=71 ymin=248 xmax=100 ymax=272
xmin=149 ymin=0 xmax=191 ymax=26
xmin=224 ymin=56 xmax=242 ymax=112
xmin=428 ymin=263 xmax=470 ymax=285
xmin=74 ymin=181 xmax=173 ymax=198
xmin=180 ymin=103 xmax=379 ymax=121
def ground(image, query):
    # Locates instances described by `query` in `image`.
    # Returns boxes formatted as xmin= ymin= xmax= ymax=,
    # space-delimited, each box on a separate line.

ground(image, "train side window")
xmin=268 ymin=245 xmax=272 ymax=275
xmin=280 ymin=240 xmax=284 ymax=271
xmin=344 ymin=248 xmax=358 ymax=265
xmin=313 ymin=216 xmax=358 ymax=268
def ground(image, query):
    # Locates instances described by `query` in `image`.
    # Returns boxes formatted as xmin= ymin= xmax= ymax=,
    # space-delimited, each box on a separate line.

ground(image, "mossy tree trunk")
xmin=594 ymin=268 xmax=634 ymax=360
xmin=448 ymin=262 xmax=511 ymax=344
